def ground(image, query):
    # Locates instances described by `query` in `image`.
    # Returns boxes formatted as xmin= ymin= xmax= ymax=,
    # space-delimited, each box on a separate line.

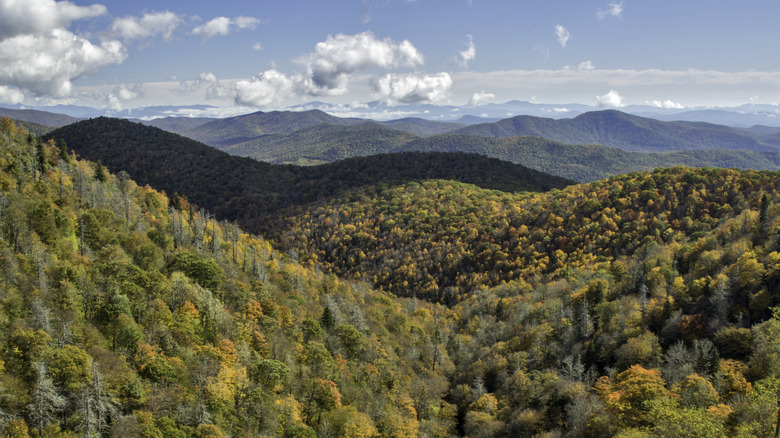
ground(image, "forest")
xmin=3 ymin=114 xmax=780 ymax=437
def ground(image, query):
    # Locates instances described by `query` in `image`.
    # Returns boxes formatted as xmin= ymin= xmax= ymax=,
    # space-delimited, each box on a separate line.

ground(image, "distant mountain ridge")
xmin=185 ymin=109 xmax=364 ymax=147
xmin=452 ymin=110 xmax=780 ymax=152
xmin=0 ymin=107 xmax=81 ymax=127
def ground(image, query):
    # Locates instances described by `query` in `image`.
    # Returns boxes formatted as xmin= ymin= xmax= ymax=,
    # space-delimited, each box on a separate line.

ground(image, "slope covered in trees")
xmin=185 ymin=109 xmax=363 ymax=147
xmin=453 ymin=110 xmax=780 ymax=152
xmin=182 ymin=119 xmax=780 ymax=183
xmin=8 ymin=116 xmax=780 ymax=436
xmin=274 ymin=167 xmax=780 ymax=302
xmin=46 ymin=117 xmax=572 ymax=234
xmin=224 ymin=122 xmax=419 ymax=165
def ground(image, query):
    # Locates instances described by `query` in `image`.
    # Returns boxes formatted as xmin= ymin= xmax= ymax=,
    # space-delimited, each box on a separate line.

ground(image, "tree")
xmin=27 ymin=362 xmax=66 ymax=436
xmin=93 ymin=160 xmax=107 ymax=183
xmin=79 ymin=362 xmax=118 ymax=437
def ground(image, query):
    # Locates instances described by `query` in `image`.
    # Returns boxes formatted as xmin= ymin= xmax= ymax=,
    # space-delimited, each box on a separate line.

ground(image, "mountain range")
xmin=0 ymin=108 xmax=772 ymax=183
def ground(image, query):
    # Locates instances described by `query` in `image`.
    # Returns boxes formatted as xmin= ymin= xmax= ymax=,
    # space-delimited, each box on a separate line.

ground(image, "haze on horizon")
xmin=1 ymin=0 xmax=779 ymax=119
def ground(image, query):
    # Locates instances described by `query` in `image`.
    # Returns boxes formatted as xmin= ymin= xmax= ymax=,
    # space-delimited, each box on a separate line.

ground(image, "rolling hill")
xmin=452 ymin=109 xmax=779 ymax=152
xmin=0 ymin=107 xmax=81 ymax=127
xmin=46 ymin=117 xmax=572 ymax=234
xmin=224 ymin=122 xmax=420 ymax=164
xmin=8 ymin=115 xmax=780 ymax=437
xmin=184 ymin=109 xmax=364 ymax=147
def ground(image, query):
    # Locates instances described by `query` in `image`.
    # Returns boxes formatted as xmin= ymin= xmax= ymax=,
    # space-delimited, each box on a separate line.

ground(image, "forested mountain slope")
xmin=274 ymin=167 xmax=780 ymax=302
xmin=453 ymin=110 xmax=778 ymax=152
xmin=46 ymin=117 xmax=573 ymax=234
xmin=185 ymin=109 xmax=363 ymax=147
xmin=0 ymin=117 xmax=461 ymax=436
xmin=7 ymin=116 xmax=780 ymax=436
xmin=224 ymin=122 xmax=419 ymax=165
xmin=196 ymin=122 xmax=780 ymax=183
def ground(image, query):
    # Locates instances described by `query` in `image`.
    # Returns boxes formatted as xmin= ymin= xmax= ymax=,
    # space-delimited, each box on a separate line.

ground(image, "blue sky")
xmin=2 ymin=0 xmax=779 ymax=118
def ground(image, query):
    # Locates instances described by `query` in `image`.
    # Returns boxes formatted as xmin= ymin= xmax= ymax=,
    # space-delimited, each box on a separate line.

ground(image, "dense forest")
xmin=5 ymin=115 xmax=780 ymax=437
xmin=452 ymin=110 xmax=780 ymax=152
xmin=46 ymin=117 xmax=572 ymax=234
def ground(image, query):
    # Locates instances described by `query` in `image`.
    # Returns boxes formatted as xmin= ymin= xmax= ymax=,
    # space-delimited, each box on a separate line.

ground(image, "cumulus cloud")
xmin=597 ymin=1 xmax=624 ymax=19
xmin=252 ymin=42 xmax=263 ymax=51
xmin=234 ymin=69 xmax=300 ymax=107
xmin=468 ymin=90 xmax=494 ymax=106
xmin=192 ymin=16 xmax=261 ymax=39
xmin=105 ymin=83 xmax=144 ymax=111
xmin=0 ymin=85 xmax=24 ymax=104
xmin=177 ymin=71 xmax=231 ymax=100
xmin=554 ymin=25 xmax=570 ymax=48
xmin=647 ymin=99 xmax=685 ymax=109
xmin=299 ymin=31 xmax=424 ymax=95
xmin=0 ymin=0 xmax=106 ymax=40
xmin=372 ymin=72 xmax=452 ymax=104
xmin=0 ymin=0 xmax=127 ymax=99
xmin=597 ymin=89 xmax=625 ymax=107
xmin=110 ymin=11 xmax=183 ymax=41
xmin=459 ymin=34 xmax=476 ymax=67
xmin=577 ymin=61 xmax=594 ymax=71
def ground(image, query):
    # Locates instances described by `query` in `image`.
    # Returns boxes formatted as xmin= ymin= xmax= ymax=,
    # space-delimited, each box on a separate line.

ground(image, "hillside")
xmin=224 ymin=122 xmax=420 ymax=164
xmin=134 ymin=116 xmax=215 ymax=136
xmin=0 ymin=117 xmax=462 ymax=437
xmin=227 ymin=126 xmax=780 ymax=182
xmin=9 ymin=116 xmax=780 ymax=436
xmin=379 ymin=117 xmax=463 ymax=136
xmin=453 ymin=109 xmax=778 ymax=152
xmin=398 ymin=134 xmax=780 ymax=182
xmin=185 ymin=109 xmax=363 ymax=147
xmin=46 ymin=117 xmax=572 ymax=233
xmin=0 ymin=107 xmax=81 ymax=127
xmin=274 ymin=167 xmax=780 ymax=301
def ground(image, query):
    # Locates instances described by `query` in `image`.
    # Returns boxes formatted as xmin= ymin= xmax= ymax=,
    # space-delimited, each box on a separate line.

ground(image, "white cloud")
xmin=459 ymin=34 xmax=476 ymax=67
xmin=468 ymin=90 xmax=494 ymax=105
xmin=596 ymin=89 xmax=625 ymax=107
xmin=299 ymin=31 xmax=425 ymax=95
xmin=110 ymin=11 xmax=183 ymax=41
xmin=105 ymin=84 xmax=142 ymax=111
xmin=372 ymin=72 xmax=452 ymax=104
xmin=192 ymin=16 xmax=261 ymax=39
xmin=0 ymin=30 xmax=126 ymax=98
xmin=577 ymin=61 xmax=594 ymax=71
xmin=0 ymin=0 xmax=106 ymax=40
xmin=252 ymin=42 xmax=263 ymax=51
xmin=597 ymin=1 xmax=624 ymax=19
xmin=647 ymin=99 xmax=685 ymax=109
xmin=0 ymin=0 xmax=126 ymax=99
xmin=564 ymin=61 xmax=595 ymax=71
xmin=0 ymin=85 xmax=24 ymax=104
xmin=554 ymin=25 xmax=570 ymax=48
xmin=234 ymin=69 xmax=299 ymax=107
xmin=177 ymin=71 xmax=231 ymax=100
